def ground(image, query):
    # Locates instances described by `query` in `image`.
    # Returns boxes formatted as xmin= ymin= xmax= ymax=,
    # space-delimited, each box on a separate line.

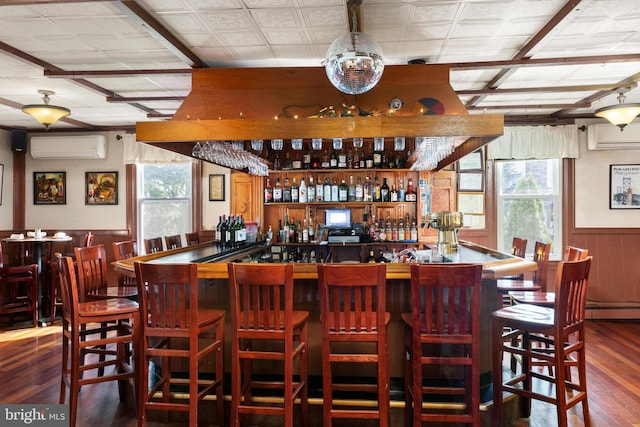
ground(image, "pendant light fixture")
xmin=21 ymin=90 xmax=70 ymax=130
xmin=594 ymin=91 xmax=640 ymax=131
xmin=324 ymin=0 xmax=384 ymax=95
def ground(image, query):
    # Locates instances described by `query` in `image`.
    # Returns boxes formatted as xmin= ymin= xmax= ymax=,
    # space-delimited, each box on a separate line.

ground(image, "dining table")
xmin=2 ymin=233 xmax=73 ymax=326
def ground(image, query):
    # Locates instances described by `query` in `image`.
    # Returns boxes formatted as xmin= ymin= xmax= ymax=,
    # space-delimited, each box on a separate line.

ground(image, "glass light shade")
xmin=595 ymin=103 xmax=640 ymax=131
xmin=21 ymin=104 xmax=70 ymax=129
xmin=325 ymin=32 xmax=384 ymax=95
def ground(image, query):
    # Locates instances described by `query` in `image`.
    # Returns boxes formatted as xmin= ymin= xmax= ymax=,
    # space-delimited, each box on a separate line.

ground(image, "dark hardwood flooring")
xmin=0 ymin=318 xmax=638 ymax=426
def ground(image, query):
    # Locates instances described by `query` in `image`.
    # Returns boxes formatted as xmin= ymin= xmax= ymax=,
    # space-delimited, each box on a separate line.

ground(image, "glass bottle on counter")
xmin=299 ymin=178 xmax=307 ymax=203
xmin=390 ymin=184 xmax=398 ymax=202
xmin=380 ymin=177 xmax=390 ymax=202
xmin=363 ymin=176 xmax=372 ymax=202
xmin=264 ymin=178 xmax=273 ymax=204
xmin=331 ymin=178 xmax=339 ymax=202
xmin=291 ymin=177 xmax=299 ymax=203
xmin=316 ymin=175 xmax=324 ymax=202
xmin=215 ymin=215 xmax=222 ymax=245
xmin=365 ymin=148 xmax=374 ymax=169
xmin=302 ymin=218 xmax=309 ymax=243
xmin=276 ymin=219 xmax=283 ymax=243
xmin=338 ymin=149 xmax=347 ymax=168
xmin=398 ymin=179 xmax=405 ymax=201
xmin=353 ymin=147 xmax=361 ymax=169
xmin=273 ymin=178 xmax=283 ymax=203
xmin=410 ymin=219 xmax=418 ymax=242
xmin=338 ymin=179 xmax=348 ymax=202
xmin=330 ymin=149 xmax=338 ymax=168
xmin=307 ymin=176 xmax=315 ymax=202
xmin=372 ymin=176 xmax=381 ymax=202
xmin=391 ymin=218 xmax=398 ymax=241
xmin=348 ymin=176 xmax=356 ymax=201
xmin=308 ymin=216 xmax=315 ymax=242
xmin=405 ymin=177 xmax=417 ymax=202
xmin=398 ymin=217 xmax=405 ymax=241
xmin=355 ymin=176 xmax=364 ymax=201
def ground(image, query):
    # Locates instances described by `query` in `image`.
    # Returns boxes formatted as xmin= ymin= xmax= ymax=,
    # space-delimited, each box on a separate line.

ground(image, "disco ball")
xmin=324 ymin=32 xmax=384 ymax=95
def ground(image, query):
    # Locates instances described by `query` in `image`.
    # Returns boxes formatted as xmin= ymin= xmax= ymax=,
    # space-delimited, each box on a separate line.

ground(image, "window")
xmin=495 ymin=159 xmax=562 ymax=260
xmin=137 ymin=163 xmax=192 ymax=253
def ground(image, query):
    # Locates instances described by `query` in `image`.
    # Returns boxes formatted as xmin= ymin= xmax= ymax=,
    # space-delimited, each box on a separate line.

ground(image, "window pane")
xmin=499 ymin=159 xmax=555 ymax=196
xmin=140 ymin=200 xmax=191 ymax=242
xmin=502 ymin=198 xmax=555 ymax=253
xmin=140 ymin=163 xmax=191 ymax=198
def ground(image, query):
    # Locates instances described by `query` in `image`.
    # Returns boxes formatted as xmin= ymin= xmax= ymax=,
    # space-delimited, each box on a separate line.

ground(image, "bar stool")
xmin=143 ymin=237 xmax=164 ymax=254
xmin=75 ymin=244 xmax=137 ymax=300
xmin=164 ymin=234 xmax=182 ymax=249
xmin=496 ymin=241 xmax=551 ymax=306
xmin=227 ymin=263 xmax=309 ymax=427
xmin=491 ymin=257 xmax=593 ymax=427
xmin=112 ymin=240 xmax=138 ymax=288
xmin=57 ymin=254 xmax=139 ymax=427
xmin=185 ymin=232 xmax=200 ymax=246
xmin=317 ymin=263 xmax=390 ymax=427
xmin=0 ymin=242 xmax=38 ymax=326
xmin=403 ymin=263 xmax=483 ymax=426
xmin=134 ymin=262 xmax=225 ymax=426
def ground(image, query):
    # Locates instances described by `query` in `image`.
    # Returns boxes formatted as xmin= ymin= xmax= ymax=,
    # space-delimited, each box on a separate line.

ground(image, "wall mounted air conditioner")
xmin=587 ymin=123 xmax=640 ymax=150
xmin=30 ymin=134 xmax=107 ymax=159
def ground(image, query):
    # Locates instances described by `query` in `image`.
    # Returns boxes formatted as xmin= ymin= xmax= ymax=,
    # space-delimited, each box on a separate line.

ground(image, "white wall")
xmin=24 ymin=131 xmax=127 ymax=232
xmin=575 ymin=121 xmax=640 ymax=228
xmin=201 ymin=161 xmax=231 ymax=231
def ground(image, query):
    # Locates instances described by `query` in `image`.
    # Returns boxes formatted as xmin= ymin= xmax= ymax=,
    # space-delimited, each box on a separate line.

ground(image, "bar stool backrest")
xmin=74 ymin=244 xmax=109 ymax=301
xmin=531 ymin=241 xmax=552 ymax=292
xmin=185 ymin=232 xmax=200 ymax=246
xmin=564 ymin=246 xmax=589 ymax=261
xmin=144 ymin=237 xmax=164 ymax=254
xmin=165 ymin=234 xmax=182 ymax=250
xmin=112 ymin=240 xmax=137 ymax=261
xmin=554 ymin=257 xmax=592 ymax=329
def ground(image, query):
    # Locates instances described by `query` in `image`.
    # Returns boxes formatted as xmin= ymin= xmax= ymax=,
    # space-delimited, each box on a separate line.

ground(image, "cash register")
xmin=325 ymin=208 xmax=361 ymax=243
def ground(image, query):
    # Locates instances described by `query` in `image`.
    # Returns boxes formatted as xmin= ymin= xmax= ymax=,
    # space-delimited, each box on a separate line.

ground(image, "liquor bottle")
xmin=398 ymin=178 xmax=405 ymax=201
xmin=331 ymin=178 xmax=339 ymax=202
xmin=302 ymin=218 xmax=309 ymax=243
xmin=273 ymin=153 xmax=281 ymax=170
xmin=219 ymin=215 xmax=228 ymax=247
xmin=365 ymin=148 xmax=374 ymax=169
xmin=308 ymin=216 xmax=315 ymax=242
xmin=289 ymin=218 xmax=297 ymax=243
xmin=391 ymin=218 xmax=398 ymax=241
xmin=323 ymin=178 xmax=332 ymax=202
xmin=355 ymin=176 xmax=364 ymax=201
xmin=410 ymin=219 xmax=418 ymax=242
xmin=405 ymin=177 xmax=417 ymax=202
xmin=291 ymin=177 xmax=299 ymax=203
xmin=227 ymin=215 xmax=236 ymax=247
xmin=367 ymin=250 xmax=376 ymax=263
xmin=283 ymin=177 xmax=292 ymax=202
xmin=363 ymin=176 xmax=372 ymax=202
xmin=303 ymin=143 xmax=312 ymax=169
xmin=353 ymin=147 xmax=361 ymax=169
xmin=380 ymin=177 xmax=390 ymax=202
xmin=283 ymin=216 xmax=290 ymax=243
xmin=299 ymin=177 xmax=307 ymax=203
xmin=283 ymin=152 xmax=293 ymax=170
xmin=373 ymin=146 xmax=382 ymax=168
xmin=372 ymin=176 xmax=381 ymax=202
xmin=273 ymin=178 xmax=283 ymax=203
xmin=338 ymin=179 xmax=348 ymax=202
xmin=316 ymin=176 xmax=324 ymax=202
xmin=398 ymin=218 xmax=405 ymax=241
xmin=297 ymin=220 xmax=303 ymax=243
xmin=347 ymin=148 xmax=354 ymax=169
xmin=215 ymin=215 xmax=222 ymax=245
xmin=307 ymin=176 xmax=315 ymax=202
xmin=390 ymin=184 xmax=398 ymax=202
xmin=330 ymin=149 xmax=338 ymax=168
xmin=338 ymin=149 xmax=347 ymax=168
xmin=321 ymin=150 xmax=330 ymax=169
xmin=348 ymin=175 xmax=356 ymax=201
xmin=277 ymin=219 xmax=283 ymax=243
xmin=264 ymin=178 xmax=273 ymax=203
xmin=385 ymin=216 xmax=392 ymax=242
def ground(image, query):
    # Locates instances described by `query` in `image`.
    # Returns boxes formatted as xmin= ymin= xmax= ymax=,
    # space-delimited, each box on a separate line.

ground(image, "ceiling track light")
xmin=21 ymin=89 xmax=71 ymax=130
xmin=594 ymin=91 xmax=640 ymax=131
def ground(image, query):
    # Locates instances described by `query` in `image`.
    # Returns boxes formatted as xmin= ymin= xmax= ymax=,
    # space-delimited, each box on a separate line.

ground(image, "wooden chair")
xmin=510 ymin=245 xmax=589 ymax=306
xmin=491 ymin=257 xmax=593 ymax=427
xmin=74 ymin=244 xmax=137 ymax=300
xmin=317 ymin=263 xmax=390 ymax=427
xmin=496 ymin=241 xmax=551 ymax=306
xmin=164 ymin=234 xmax=182 ymax=250
xmin=511 ymin=236 xmax=528 ymax=258
xmin=112 ymin=240 xmax=138 ymax=288
xmin=0 ymin=242 xmax=38 ymax=326
xmin=57 ymin=254 xmax=139 ymax=427
xmin=82 ymin=232 xmax=94 ymax=247
xmin=227 ymin=263 xmax=309 ymax=427
xmin=143 ymin=237 xmax=164 ymax=254
xmin=403 ymin=263 xmax=483 ymax=426
xmin=185 ymin=231 xmax=200 ymax=246
xmin=134 ymin=262 xmax=225 ymax=426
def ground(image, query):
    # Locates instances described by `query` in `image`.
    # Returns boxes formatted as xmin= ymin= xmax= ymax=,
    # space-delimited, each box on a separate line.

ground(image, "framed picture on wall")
xmin=86 ymin=172 xmax=118 ymax=205
xmin=209 ymin=174 xmax=225 ymax=201
xmin=610 ymin=164 xmax=640 ymax=209
xmin=457 ymin=192 xmax=485 ymax=215
xmin=34 ymin=172 xmax=66 ymax=205
xmin=457 ymin=149 xmax=484 ymax=171
xmin=457 ymin=171 xmax=484 ymax=192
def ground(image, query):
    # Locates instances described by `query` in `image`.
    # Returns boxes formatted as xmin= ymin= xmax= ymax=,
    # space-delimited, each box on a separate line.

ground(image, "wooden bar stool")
xmin=317 ymin=263 xmax=390 ymax=427
xmin=227 ymin=263 xmax=309 ymax=427
xmin=75 ymin=244 xmax=137 ymax=300
xmin=112 ymin=240 xmax=138 ymax=288
xmin=491 ymin=257 xmax=593 ymax=427
xmin=0 ymin=242 xmax=38 ymax=327
xmin=164 ymin=234 xmax=182 ymax=249
xmin=57 ymin=254 xmax=139 ymax=427
xmin=143 ymin=237 xmax=164 ymax=254
xmin=185 ymin=232 xmax=200 ymax=246
xmin=134 ymin=262 xmax=225 ymax=426
xmin=496 ymin=241 xmax=551 ymax=306
xmin=403 ymin=263 xmax=483 ymax=426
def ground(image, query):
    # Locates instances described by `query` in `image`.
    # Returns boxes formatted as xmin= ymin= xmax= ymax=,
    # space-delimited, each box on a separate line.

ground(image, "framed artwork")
xmin=610 ymin=164 xmax=640 ymax=209
xmin=86 ymin=172 xmax=118 ymax=205
xmin=209 ymin=174 xmax=225 ymax=201
xmin=34 ymin=172 xmax=66 ymax=205
xmin=0 ymin=163 xmax=3 ymax=205
xmin=458 ymin=171 xmax=484 ymax=192
xmin=458 ymin=149 xmax=484 ymax=171
xmin=457 ymin=192 xmax=485 ymax=215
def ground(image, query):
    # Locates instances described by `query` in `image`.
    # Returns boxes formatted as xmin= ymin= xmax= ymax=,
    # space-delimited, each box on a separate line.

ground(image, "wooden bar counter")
xmin=114 ymin=239 xmax=535 ymax=389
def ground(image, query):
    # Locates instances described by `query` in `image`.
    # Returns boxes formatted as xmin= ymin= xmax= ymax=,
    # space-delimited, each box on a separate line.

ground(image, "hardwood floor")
xmin=1 ymin=319 xmax=639 ymax=426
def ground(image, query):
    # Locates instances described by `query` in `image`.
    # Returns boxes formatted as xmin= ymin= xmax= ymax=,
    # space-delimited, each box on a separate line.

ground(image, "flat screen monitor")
xmin=324 ymin=208 xmax=351 ymax=229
